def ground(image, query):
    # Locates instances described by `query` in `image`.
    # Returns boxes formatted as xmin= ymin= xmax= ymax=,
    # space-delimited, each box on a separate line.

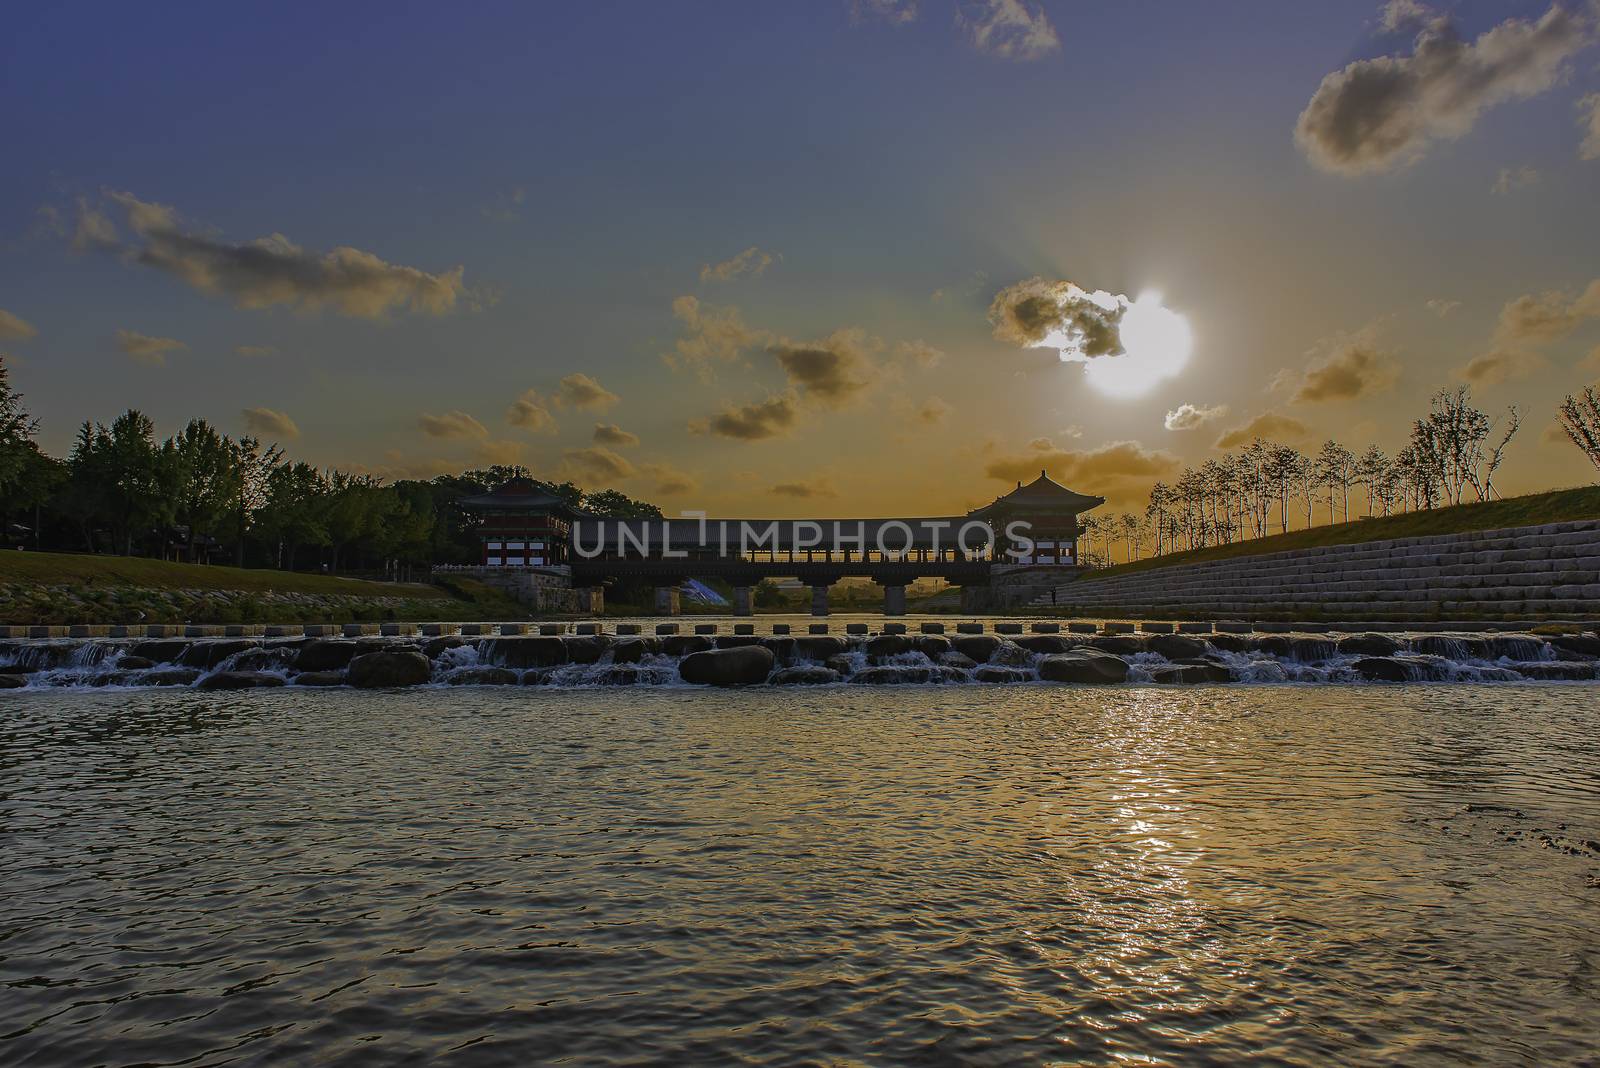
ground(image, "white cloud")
xmin=242 ymin=407 xmax=300 ymax=440
xmin=116 ymin=329 xmax=185 ymax=367
xmin=1164 ymin=403 xmax=1227 ymax=431
xmin=958 ymin=0 xmax=1060 ymax=61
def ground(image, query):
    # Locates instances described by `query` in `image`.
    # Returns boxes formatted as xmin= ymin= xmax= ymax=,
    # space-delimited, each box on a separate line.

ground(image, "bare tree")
xmin=1557 ymin=388 xmax=1600 ymax=477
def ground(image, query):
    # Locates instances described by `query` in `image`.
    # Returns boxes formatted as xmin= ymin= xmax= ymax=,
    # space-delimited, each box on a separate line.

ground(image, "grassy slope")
xmin=0 ymin=550 xmax=449 ymax=599
xmin=1083 ymin=485 xmax=1600 ymax=582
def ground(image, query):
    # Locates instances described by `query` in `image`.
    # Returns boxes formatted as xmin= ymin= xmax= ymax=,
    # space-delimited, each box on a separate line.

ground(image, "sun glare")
xmin=1082 ymin=292 xmax=1192 ymax=399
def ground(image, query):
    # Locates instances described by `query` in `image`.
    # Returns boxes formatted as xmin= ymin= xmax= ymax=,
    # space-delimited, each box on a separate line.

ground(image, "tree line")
xmin=0 ymin=357 xmax=659 ymax=575
xmin=1079 ymin=386 xmax=1544 ymax=567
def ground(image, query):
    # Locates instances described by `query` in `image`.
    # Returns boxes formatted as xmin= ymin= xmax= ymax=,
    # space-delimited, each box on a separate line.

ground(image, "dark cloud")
xmin=562 ymin=446 xmax=636 ymax=482
xmin=771 ymin=329 xmax=878 ymax=405
xmin=554 ymin=372 xmax=620 ymax=411
xmin=592 ymin=422 xmax=640 ymax=447
xmin=690 ymin=393 xmax=801 ymax=441
xmin=988 ymin=277 xmax=1127 ymax=357
xmin=664 ymin=295 xmax=765 ymax=378
xmin=116 ymin=329 xmax=185 ymax=367
xmin=242 ymin=407 xmax=300 ymax=440
xmin=77 ymin=190 xmax=468 ymax=317
xmin=506 ymin=390 xmax=557 ymax=434
xmin=1492 ymin=281 xmax=1600 ymax=346
xmin=0 ymin=308 xmax=38 ymax=341
xmin=771 ymin=478 xmax=839 ymax=499
xmin=1457 ymin=348 xmax=1546 ymax=385
xmin=983 ymin=438 xmax=1178 ymax=505
xmin=640 ymin=462 xmax=696 ymax=496
xmin=1295 ymin=4 xmax=1592 ymax=175
xmin=1214 ymin=412 xmax=1311 ymax=449
xmin=849 ymin=0 xmax=918 ymax=25
xmin=1291 ymin=344 xmax=1399 ymax=403
xmin=700 ymin=246 xmax=777 ymax=282
xmin=957 ymin=0 xmax=1059 ymax=61
xmin=418 ymin=410 xmax=488 ymax=439
xmin=1581 ymin=92 xmax=1600 ymax=159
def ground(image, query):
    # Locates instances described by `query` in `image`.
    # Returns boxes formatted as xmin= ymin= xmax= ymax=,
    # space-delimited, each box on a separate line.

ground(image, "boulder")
xmin=714 ymin=635 xmax=764 ymax=649
xmin=761 ymin=636 xmax=797 ymax=661
xmin=197 ymin=670 xmax=286 ymax=691
xmin=941 ymin=652 xmax=979 ymax=671
xmin=1487 ymin=635 xmax=1548 ymax=661
xmin=1015 ymin=634 xmax=1075 ymax=654
xmin=1353 ymin=657 xmax=1410 ymax=682
xmin=913 ymin=635 xmax=951 ymax=658
xmin=793 ymin=635 xmax=848 ymax=660
xmin=1551 ymin=633 xmax=1600 ymax=658
xmin=520 ymin=669 xmax=557 ymax=686
xmin=133 ymin=667 xmax=201 ymax=687
xmin=973 ymin=665 xmax=1032 ymax=683
xmin=116 ymin=655 xmax=157 ymax=670
xmin=1090 ymin=635 xmax=1146 ymax=656
xmin=180 ymin=639 xmax=259 ymax=669
xmin=610 ymin=638 xmax=651 ymax=663
xmin=480 ymin=637 xmax=568 ymax=668
xmin=1337 ymin=633 xmax=1400 ymax=657
xmin=824 ymin=654 xmax=856 ymax=675
xmin=953 ymin=635 xmax=1001 ymax=662
xmin=1146 ymin=633 xmax=1209 ymax=660
xmin=771 ymin=666 xmax=841 ymax=685
xmin=422 ymin=636 xmax=470 ymax=658
xmin=0 ymin=674 xmax=27 ymax=689
xmin=1038 ymin=650 xmax=1129 ymax=684
xmin=229 ymin=647 xmax=297 ymax=673
xmin=293 ymin=671 xmax=347 ymax=687
xmin=348 ymin=651 xmax=432 ymax=689
xmin=295 ymin=639 xmax=360 ymax=672
xmin=1152 ymin=662 xmax=1231 ymax=684
xmin=594 ymin=665 xmax=645 ymax=686
xmin=1511 ymin=661 xmax=1597 ymax=681
xmin=130 ymin=639 xmax=190 ymax=664
xmin=1290 ymin=637 xmax=1338 ymax=662
xmin=679 ymin=645 xmax=775 ymax=686
xmin=1251 ymin=636 xmax=1295 ymax=658
xmin=564 ymin=636 xmax=609 ymax=664
xmin=445 ymin=667 xmax=520 ymax=686
xmin=661 ymin=635 xmax=714 ymax=657
xmin=1208 ymin=633 xmax=1250 ymax=653
xmin=865 ymin=634 xmax=913 ymax=657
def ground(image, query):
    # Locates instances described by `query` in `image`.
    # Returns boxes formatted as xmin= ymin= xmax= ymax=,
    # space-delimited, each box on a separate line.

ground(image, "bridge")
xmin=446 ymin=472 xmax=1104 ymax=615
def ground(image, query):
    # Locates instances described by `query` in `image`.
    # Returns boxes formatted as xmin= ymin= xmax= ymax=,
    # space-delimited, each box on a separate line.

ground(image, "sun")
xmin=1082 ymin=292 xmax=1193 ymax=399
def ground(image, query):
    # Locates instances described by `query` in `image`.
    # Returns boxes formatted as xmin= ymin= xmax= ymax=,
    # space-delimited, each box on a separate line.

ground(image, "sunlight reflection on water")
xmin=2 ymin=684 xmax=1599 ymax=1065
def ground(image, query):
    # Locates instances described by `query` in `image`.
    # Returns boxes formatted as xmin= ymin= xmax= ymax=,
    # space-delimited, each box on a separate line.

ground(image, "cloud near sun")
xmin=987 ymin=277 xmax=1192 ymax=398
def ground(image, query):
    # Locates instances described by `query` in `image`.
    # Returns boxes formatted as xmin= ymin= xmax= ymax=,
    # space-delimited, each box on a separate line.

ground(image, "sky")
xmin=2 ymin=0 xmax=1599 ymax=518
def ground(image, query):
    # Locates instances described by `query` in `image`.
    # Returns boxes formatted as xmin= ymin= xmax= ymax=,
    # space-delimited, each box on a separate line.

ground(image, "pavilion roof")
xmin=455 ymin=478 xmax=588 ymax=517
xmin=967 ymin=471 xmax=1104 ymax=519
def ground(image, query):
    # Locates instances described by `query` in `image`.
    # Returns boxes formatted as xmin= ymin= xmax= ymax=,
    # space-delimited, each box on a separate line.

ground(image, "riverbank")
xmin=0 ymin=550 xmax=523 ymax=624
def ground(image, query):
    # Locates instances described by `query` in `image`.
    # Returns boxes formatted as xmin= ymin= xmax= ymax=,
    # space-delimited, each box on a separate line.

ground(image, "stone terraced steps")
xmin=1043 ymin=519 xmax=1600 ymax=621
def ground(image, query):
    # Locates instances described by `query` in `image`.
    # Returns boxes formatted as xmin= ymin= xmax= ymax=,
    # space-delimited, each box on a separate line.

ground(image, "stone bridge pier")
xmin=883 ymin=584 xmax=907 ymax=615
xmin=654 ymin=585 xmax=681 ymax=615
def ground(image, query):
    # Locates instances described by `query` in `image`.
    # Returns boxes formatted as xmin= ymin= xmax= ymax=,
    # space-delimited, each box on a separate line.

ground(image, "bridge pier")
xmin=579 ymin=586 xmax=604 ymax=614
xmin=654 ymin=586 xmax=680 ymax=615
xmin=883 ymin=584 xmax=906 ymax=616
xmin=732 ymin=585 xmax=752 ymax=616
xmin=810 ymin=585 xmax=830 ymax=617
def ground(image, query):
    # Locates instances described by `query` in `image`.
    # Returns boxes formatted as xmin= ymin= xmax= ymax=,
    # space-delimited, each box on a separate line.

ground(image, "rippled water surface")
xmin=4 ymin=686 xmax=1600 ymax=1065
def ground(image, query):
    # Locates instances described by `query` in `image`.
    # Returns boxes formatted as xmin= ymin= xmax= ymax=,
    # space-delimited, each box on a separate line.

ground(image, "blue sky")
xmin=3 ymin=0 xmax=1598 ymax=514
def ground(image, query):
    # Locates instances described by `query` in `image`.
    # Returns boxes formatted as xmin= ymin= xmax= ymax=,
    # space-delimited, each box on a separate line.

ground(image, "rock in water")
xmin=679 ymin=645 xmax=775 ymax=686
xmin=1152 ymin=663 xmax=1231 ymax=684
xmin=952 ymin=635 xmax=1001 ymax=662
xmin=770 ymin=666 xmax=840 ymax=685
xmin=293 ymin=671 xmax=347 ymax=687
xmin=973 ymin=665 xmax=1032 ymax=683
xmin=1014 ymin=634 xmax=1075 ymax=654
xmin=1353 ymin=657 xmax=1410 ymax=682
xmin=445 ymin=667 xmax=520 ymax=686
xmin=295 ymin=639 xmax=360 ymax=672
xmin=1337 ymin=633 xmax=1400 ymax=657
xmin=0 ymin=674 xmax=26 ymax=689
xmin=1038 ymin=650 xmax=1130 ymax=684
xmin=348 ymin=651 xmax=432 ymax=689
xmin=480 ymin=637 xmax=568 ymax=668
xmin=180 ymin=640 xmax=259 ymax=669
xmin=197 ymin=670 xmax=286 ymax=691
xmin=1146 ymin=634 xmax=1208 ymax=660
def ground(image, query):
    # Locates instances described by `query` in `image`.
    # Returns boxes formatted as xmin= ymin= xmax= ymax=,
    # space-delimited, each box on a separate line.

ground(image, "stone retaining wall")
xmin=1047 ymin=519 xmax=1600 ymax=621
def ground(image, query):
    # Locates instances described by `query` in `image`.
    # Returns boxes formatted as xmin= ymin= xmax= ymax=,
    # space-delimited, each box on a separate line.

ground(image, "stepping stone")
xmin=694 ymin=623 xmax=718 ymax=635
xmin=655 ymin=623 xmax=680 ymax=635
xmin=539 ymin=623 xmax=565 ymax=636
xmin=1102 ymin=622 xmax=1135 ymax=635
xmin=920 ymin=622 xmax=946 ymax=634
xmin=846 ymin=623 xmax=869 ymax=634
xmin=956 ymin=623 xmax=984 ymax=634
xmin=576 ymin=623 xmax=602 ymax=635
xmin=1031 ymin=622 xmax=1061 ymax=633
xmin=615 ymin=623 xmax=642 ymax=635
xmin=733 ymin=623 xmax=755 ymax=635
xmin=771 ymin=624 xmax=792 ymax=635
xmin=1068 ymin=623 xmax=1098 ymax=634
xmin=1140 ymin=622 xmax=1175 ymax=634
xmin=1177 ymin=622 xmax=1213 ymax=634
xmin=995 ymin=623 xmax=1023 ymax=634
xmin=883 ymin=623 xmax=908 ymax=635
xmin=809 ymin=624 xmax=830 ymax=634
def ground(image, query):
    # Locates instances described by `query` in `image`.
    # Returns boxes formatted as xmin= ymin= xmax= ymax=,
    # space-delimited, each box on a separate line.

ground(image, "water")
xmin=3 ymin=685 xmax=1599 ymax=1065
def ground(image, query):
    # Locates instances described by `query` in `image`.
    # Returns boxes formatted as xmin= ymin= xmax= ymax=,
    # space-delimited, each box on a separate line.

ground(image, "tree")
xmin=163 ymin=419 xmax=239 ymax=561
xmin=1314 ymin=440 xmax=1356 ymax=524
xmin=232 ymin=436 xmax=284 ymax=566
xmin=1557 ymin=387 xmax=1600 ymax=477
xmin=1354 ymin=445 xmax=1389 ymax=518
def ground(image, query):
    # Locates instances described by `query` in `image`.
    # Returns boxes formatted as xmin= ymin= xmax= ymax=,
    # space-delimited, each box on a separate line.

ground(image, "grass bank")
xmin=0 ymin=550 xmax=529 ymax=624
xmin=1084 ymin=485 xmax=1600 ymax=582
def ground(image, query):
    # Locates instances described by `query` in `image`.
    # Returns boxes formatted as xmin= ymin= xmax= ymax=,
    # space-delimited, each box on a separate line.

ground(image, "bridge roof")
xmin=968 ymin=471 xmax=1104 ymax=519
xmin=573 ymin=516 xmax=988 ymax=553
